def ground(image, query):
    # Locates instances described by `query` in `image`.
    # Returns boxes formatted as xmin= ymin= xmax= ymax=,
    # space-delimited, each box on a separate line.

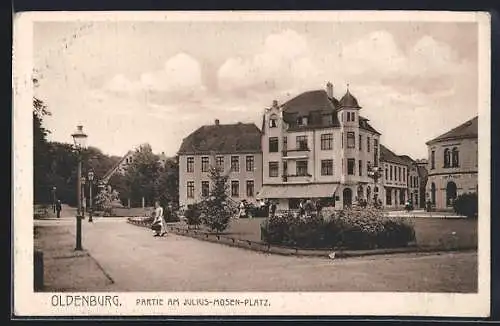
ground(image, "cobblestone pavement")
xmin=34 ymin=218 xmax=478 ymax=293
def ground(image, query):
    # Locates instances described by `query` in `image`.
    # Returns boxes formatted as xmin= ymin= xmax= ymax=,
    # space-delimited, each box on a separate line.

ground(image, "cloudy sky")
xmin=33 ymin=18 xmax=478 ymax=159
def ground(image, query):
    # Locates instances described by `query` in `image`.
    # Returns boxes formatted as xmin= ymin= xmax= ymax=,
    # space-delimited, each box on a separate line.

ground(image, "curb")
xmin=126 ymin=219 xmax=477 ymax=259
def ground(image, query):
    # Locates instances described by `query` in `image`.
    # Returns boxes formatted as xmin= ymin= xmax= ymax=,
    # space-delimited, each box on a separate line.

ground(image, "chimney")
xmin=326 ymin=82 xmax=333 ymax=98
xmin=215 ymin=119 xmax=220 ymax=126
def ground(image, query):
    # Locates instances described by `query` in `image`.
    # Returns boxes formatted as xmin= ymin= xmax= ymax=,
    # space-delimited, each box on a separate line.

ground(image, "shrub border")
xmin=126 ymin=218 xmax=477 ymax=259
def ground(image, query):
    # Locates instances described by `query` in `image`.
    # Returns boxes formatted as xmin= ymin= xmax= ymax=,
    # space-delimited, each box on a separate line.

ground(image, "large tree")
xmin=33 ymin=95 xmax=52 ymax=204
xmin=123 ymin=144 xmax=161 ymax=207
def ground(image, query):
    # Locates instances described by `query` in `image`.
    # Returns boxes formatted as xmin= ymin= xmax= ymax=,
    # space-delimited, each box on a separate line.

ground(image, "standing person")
xmin=238 ymin=200 xmax=246 ymax=219
xmin=56 ymin=200 xmax=62 ymax=218
xmin=299 ymin=199 xmax=305 ymax=217
xmin=153 ymin=201 xmax=166 ymax=237
xmin=315 ymin=199 xmax=323 ymax=216
xmin=269 ymin=201 xmax=277 ymax=218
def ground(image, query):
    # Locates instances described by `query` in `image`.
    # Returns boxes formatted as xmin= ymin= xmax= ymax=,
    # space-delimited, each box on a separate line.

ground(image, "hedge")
xmin=260 ymin=206 xmax=416 ymax=250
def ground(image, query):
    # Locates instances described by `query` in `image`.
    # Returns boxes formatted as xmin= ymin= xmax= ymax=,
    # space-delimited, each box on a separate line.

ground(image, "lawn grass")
xmin=181 ymin=216 xmax=477 ymax=251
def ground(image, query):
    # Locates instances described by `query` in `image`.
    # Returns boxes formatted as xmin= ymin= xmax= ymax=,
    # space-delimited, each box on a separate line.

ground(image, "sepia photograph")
xmin=13 ymin=11 xmax=490 ymax=317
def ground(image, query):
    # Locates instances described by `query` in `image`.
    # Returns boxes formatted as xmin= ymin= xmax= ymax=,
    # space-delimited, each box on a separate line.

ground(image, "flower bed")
xmin=261 ymin=206 xmax=416 ymax=250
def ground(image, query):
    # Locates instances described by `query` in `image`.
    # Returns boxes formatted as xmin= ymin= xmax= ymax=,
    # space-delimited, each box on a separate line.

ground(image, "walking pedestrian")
xmin=152 ymin=201 xmax=167 ymax=237
xmin=299 ymin=199 xmax=305 ymax=217
xmin=238 ymin=200 xmax=247 ymax=219
xmin=56 ymin=200 xmax=62 ymax=218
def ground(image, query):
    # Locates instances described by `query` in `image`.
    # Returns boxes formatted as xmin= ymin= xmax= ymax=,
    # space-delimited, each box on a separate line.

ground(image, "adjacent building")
xmin=415 ymin=159 xmax=429 ymax=209
xmin=425 ymin=116 xmax=478 ymax=210
xmin=379 ymin=145 xmax=410 ymax=208
xmin=177 ymin=120 xmax=263 ymax=208
xmin=257 ymin=82 xmax=382 ymax=209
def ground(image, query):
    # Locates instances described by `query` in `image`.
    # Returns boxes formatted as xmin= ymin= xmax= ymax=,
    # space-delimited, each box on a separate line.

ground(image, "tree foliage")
xmin=199 ymin=166 xmax=233 ymax=233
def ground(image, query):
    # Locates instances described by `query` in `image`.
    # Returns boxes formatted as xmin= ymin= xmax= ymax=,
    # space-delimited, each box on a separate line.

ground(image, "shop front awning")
xmin=256 ymin=184 xmax=339 ymax=199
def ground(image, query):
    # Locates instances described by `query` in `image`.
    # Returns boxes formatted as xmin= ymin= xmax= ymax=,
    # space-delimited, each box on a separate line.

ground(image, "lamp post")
xmin=81 ymin=176 xmax=86 ymax=217
xmin=88 ymin=170 xmax=95 ymax=222
xmin=71 ymin=125 xmax=87 ymax=251
xmin=52 ymin=186 xmax=57 ymax=213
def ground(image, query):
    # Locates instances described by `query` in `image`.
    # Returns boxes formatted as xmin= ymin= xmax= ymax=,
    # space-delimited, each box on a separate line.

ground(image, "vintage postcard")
xmin=13 ymin=11 xmax=491 ymax=317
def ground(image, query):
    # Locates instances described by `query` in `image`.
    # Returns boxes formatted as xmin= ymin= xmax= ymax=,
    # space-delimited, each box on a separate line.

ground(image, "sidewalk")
xmin=34 ymin=221 xmax=114 ymax=291
xmin=385 ymin=210 xmax=467 ymax=219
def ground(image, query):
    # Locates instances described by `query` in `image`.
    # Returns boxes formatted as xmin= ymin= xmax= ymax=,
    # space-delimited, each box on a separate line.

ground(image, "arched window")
xmin=452 ymin=147 xmax=459 ymax=167
xmin=444 ymin=148 xmax=450 ymax=168
xmin=269 ymin=114 xmax=278 ymax=128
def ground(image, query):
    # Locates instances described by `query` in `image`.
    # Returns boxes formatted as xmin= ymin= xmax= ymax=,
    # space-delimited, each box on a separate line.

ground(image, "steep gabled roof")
xmin=398 ymin=154 xmax=416 ymax=166
xmin=282 ymin=90 xmax=338 ymax=114
xmin=102 ymin=150 xmax=134 ymax=183
xmin=177 ymin=122 xmax=262 ymax=155
xmin=339 ymin=89 xmax=361 ymax=108
xmin=426 ymin=116 xmax=478 ymax=145
xmin=380 ymin=144 xmax=409 ymax=166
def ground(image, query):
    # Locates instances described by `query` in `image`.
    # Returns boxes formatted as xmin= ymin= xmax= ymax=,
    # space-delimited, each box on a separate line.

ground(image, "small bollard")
xmin=34 ymin=250 xmax=44 ymax=291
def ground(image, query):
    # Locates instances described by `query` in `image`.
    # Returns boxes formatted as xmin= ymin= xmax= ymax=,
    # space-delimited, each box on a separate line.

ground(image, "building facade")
xmin=257 ymin=82 xmax=382 ymax=210
xmin=425 ymin=116 xmax=478 ymax=210
xmin=177 ymin=120 xmax=263 ymax=208
xmin=379 ymin=145 xmax=410 ymax=209
xmin=415 ymin=159 xmax=429 ymax=209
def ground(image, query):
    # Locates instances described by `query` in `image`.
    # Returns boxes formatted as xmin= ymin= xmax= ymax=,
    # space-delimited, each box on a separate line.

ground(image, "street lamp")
xmin=88 ymin=170 xmax=95 ymax=222
xmin=71 ymin=125 xmax=87 ymax=251
xmin=52 ymin=186 xmax=57 ymax=213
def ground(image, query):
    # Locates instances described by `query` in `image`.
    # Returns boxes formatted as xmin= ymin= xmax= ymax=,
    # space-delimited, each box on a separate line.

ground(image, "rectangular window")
xmin=230 ymin=156 xmax=239 ymax=172
xmin=341 ymin=133 xmax=344 ymax=148
xmin=216 ymin=156 xmax=224 ymax=170
xmin=187 ymin=181 xmax=194 ymax=198
xmin=385 ymin=167 xmax=388 ymax=180
xmin=283 ymin=136 xmax=287 ymax=151
xmin=296 ymin=136 xmax=308 ymax=150
xmin=231 ymin=181 xmax=239 ymax=197
xmin=322 ymin=114 xmax=332 ymax=125
xmin=321 ymin=159 xmax=333 ymax=176
xmin=390 ymin=166 xmax=393 ymax=180
xmin=359 ymin=160 xmax=363 ymax=176
xmin=398 ymin=166 xmax=401 ymax=181
xmin=246 ymin=180 xmax=254 ymax=197
xmin=403 ymin=168 xmax=406 ymax=182
xmin=373 ymin=139 xmax=379 ymax=166
xmin=359 ymin=134 xmax=362 ymax=150
xmin=431 ymin=150 xmax=435 ymax=169
xmin=269 ymin=137 xmax=279 ymax=152
xmin=201 ymin=156 xmax=209 ymax=172
xmin=386 ymin=189 xmax=392 ymax=205
xmin=201 ymin=181 xmax=209 ymax=197
xmin=367 ymin=161 xmax=372 ymax=174
xmin=186 ymin=157 xmax=194 ymax=173
xmin=367 ymin=137 xmax=371 ymax=152
xmin=347 ymin=112 xmax=350 ymax=122
xmin=347 ymin=159 xmax=355 ymax=175
xmin=269 ymin=161 xmax=279 ymax=177
xmin=296 ymin=160 xmax=308 ymax=176
xmin=246 ymin=156 xmax=254 ymax=172
xmin=320 ymin=133 xmax=333 ymax=150
xmin=347 ymin=132 xmax=355 ymax=148
xmin=351 ymin=112 xmax=356 ymax=122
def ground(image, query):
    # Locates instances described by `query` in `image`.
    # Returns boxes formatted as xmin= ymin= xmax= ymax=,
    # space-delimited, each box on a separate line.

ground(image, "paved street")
xmin=35 ymin=217 xmax=477 ymax=293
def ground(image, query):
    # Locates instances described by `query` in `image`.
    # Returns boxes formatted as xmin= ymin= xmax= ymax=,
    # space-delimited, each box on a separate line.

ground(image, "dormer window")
xmin=346 ymin=112 xmax=355 ymax=122
xmin=297 ymin=116 xmax=308 ymax=126
xmin=269 ymin=114 xmax=278 ymax=128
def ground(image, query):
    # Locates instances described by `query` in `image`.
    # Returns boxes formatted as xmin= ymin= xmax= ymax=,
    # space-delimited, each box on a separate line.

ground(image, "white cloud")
xmin=104 ymin=52 xmax=206 ymax=95
xmin=217 ymin=29 xmax=322 ymax=94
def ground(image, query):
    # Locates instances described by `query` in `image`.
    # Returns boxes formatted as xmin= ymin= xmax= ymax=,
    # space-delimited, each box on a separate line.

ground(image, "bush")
xmin=184 ymin=204 xmax=202 ymax=227
xmin=453 ymin=192 xmax=478 ymax=218
xmin=260 ymin=206 xmax=416 ymax=250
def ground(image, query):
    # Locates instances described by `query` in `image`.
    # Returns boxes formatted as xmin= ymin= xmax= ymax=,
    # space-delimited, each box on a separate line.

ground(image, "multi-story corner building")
xmin=379 ymin=145 xmax=410 ymax=208
xmin=425 ymin=116 xmax=478 ymax=210
xmin=177 ymin=120 xmax=263 ymax=208
xmin=257 ymin=82 xmax=382 ymax=209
